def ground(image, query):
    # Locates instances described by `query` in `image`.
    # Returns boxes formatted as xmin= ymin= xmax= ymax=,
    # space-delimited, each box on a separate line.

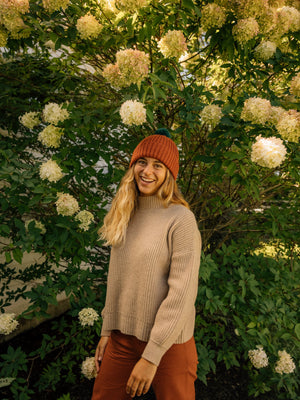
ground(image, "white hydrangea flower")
xmin=42 ymin=0 xmax=70 ymax=13
xmin=254 ymin=41 xmax=277 ymax=61
xmin=251 ymin=135 xmax=287 ymax=169
xmin=75 ymin=211 xmax=95 ymax=231
xmin=78 ymin=308 xmax=99 ymax=327
xmin=0 ymin=0 xmax=30 ymax=17
xmin=241 ymin=97 xmax=271 ymax=125
xmin=201 ymin=3 xmax=227 ymax=32
xmin=290 ymin=73 xmax=300 ymax=97
xmin=158 ymin=30 xmax=187 ymax=60
xmin=76 ymin=14 xmax=102 ymax=40
xmin=38 ymin=125 xmax=64 ymax=148
xmin=56 ymin=193 xmax=79 ymax=216
xmin=120 ymin=100 xmax=146 ymax=126
xmin=201 ymin=104 xmax=222 ymax=129
xmin=115 ymin=49 xmax=150 ymax=87
xmin=0 ymin=313 xmax=19 ymax=335
xmin=19 ymin=111 xmax=40 ymax=129
xmin=232 ymin=18 xmax=259 ymax=45
xmin=81 ymin=357 xmax=97 ymax=380
xmin=39 ymin=160 xmax=64 ymax=183
xmin=275 ymin=350 xmax=296 ymax=374
xmin=277 ymin=6 xmax=300 ymax=33
xmin=25 ymin=219 xmax=46 ymax=234
xmin=248 ymin=345 xmax=269 ymax=368
xmin=43 ymin=103 xmax=69 ymax=125
xmin=269 ymin=106 xmax=286 ymax=126
xmin=276 ymin=110 xmax=300 ymax=143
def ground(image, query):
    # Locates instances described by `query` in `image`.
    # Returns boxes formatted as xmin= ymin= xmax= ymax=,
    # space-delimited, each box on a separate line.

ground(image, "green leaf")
xmin=295 ymin=323 xmax=300 ymax=340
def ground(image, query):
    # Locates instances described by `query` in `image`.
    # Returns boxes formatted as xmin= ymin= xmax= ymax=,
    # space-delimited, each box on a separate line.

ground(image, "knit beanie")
xmin=129 ymin=128 xmax=179 ymax=179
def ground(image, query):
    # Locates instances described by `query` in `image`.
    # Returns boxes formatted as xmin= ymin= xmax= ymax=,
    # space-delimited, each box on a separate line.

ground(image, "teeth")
xmin=141 ymin=177 xmax=154 ymax=183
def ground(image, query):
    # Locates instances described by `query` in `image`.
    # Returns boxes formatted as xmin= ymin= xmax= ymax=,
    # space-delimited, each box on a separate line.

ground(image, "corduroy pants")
xmin=91 ymin=330 xmax=198 ymax=400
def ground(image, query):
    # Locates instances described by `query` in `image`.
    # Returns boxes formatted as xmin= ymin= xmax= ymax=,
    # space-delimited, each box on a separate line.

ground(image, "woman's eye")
xmin=154 ymin=164 xmax=162 ymax=169
xmin=138 ymin=160 xmax=146 ymax=165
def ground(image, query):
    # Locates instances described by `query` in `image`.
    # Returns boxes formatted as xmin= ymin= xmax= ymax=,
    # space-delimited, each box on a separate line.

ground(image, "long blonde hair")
xmin=98 ymin=165 xmax=189 ymax=247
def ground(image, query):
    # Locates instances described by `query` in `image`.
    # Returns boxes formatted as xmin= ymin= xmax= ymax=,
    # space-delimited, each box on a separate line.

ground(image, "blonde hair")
xmin=98 ymin=165 xmax=189 ymax=247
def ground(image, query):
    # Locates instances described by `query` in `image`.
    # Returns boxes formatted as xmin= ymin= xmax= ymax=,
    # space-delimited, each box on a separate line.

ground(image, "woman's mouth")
xmin=140 ymin=176 xmax=155 ymax=183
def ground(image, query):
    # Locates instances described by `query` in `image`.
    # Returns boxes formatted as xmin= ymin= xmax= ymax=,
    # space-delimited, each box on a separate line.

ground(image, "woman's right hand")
xmin=95 ymin=336 xmax=109 ymax=373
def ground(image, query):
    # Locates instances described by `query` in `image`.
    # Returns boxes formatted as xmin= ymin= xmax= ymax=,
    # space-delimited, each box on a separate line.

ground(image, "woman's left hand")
xmin=126 ymin=358 xmax=157 ymax=398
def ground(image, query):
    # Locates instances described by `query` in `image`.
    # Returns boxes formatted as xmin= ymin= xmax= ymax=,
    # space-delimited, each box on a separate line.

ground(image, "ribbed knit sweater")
xmin=101 ymin=195 xmax=201 ymax=366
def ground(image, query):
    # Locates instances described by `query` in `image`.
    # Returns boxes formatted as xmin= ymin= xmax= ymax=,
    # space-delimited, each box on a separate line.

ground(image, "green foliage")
xmin=0 ymin=0 xmax=299 ymax=398
xmin=196 ymin=243 xmax=300 ymax=398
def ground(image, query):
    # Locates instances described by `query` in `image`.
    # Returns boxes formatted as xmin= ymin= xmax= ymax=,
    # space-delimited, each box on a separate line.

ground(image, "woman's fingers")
xmin=94 ymin=336 xmax=109 ymax=373
xmin=126 ymin=358 xmax=157 ymax=398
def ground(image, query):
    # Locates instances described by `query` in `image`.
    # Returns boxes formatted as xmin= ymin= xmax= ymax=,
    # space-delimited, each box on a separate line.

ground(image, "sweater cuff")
xmin=141 ymin=340 xmax=168 ymax=366
xmin=101 ymin=328 xmax=111 ymax=337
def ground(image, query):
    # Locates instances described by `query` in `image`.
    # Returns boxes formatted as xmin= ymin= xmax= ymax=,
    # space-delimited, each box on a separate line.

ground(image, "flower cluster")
xmin=39 ymin=160 xmax=64 ymax=183
xmin=236 ymin=0 xmax=268 ymax=19
xmin=42 ymin=0 xmax=70 ymax=13
xmin=78 ymin=308 xmax=99 ymax=326
xmin=241 ymin=97 xmax=271 ymax=125
xmin=201 ymin=3 xmax=227 ymax=32
xmin=276 ymin=110 xmax=300 ymax=143
xmin=0 ymin=313 xmax=19 ymax=335
xmin=120 ymin=100 xmax=146 ymax=126
xmin=232 ymin=18 xmax=259 ymax=45
xmin=248 ymin=346 xmax=269 ymax=369
xmin=43 ymin=103 xmax=69 ymax=125
xmin=102 ymin=63 xmax=123 ymax=88
xmin=201 ymin=105 xmax=223 ymax=129
xmin=251 ymin=135 xmax=286 ymax=168
xmin=19 ymin=111 xmax=40 ymax=129
xmin=116 ymin=49 xmax=150 ymax=86
xmin=56 ymin=193 xmax=79 ymax=216
xmin=81 ymin=357 xmax=97 ymax=380
xmin=38 ymin=125 xmax=64 ymax=148
xmin=254 ymin=41 xmax=277 ymax=61
xmin=269 ymin=106 xmax=285 ymax=126
xmin=0 ymin=0 xmax=29 ymax=37
xmin=75 ymin=210 xmax=94 ymax=231
xmin=0 ymin=0 xmax=29 ymax=17
xmin=76 ymin=14 xmax=102 ymax=40
xmin=290 ymin=73 xmax=300 ymax=97
xmin=115 ymin=0 xmax=149 ymax=12
xmin=158 ymin=30 xmax=187 ymax=60
xmin=25 ymin=219 xmax=46 ymax=234
xmin=103 ymin=49 xmax=150 ymax=88
xmin=276 ymin=6 xmax=300 ymax=33
xmin=1 ymin=14 xmax=30 ymax=39
xmin=275 ymin=350 xmax=296 ymax=374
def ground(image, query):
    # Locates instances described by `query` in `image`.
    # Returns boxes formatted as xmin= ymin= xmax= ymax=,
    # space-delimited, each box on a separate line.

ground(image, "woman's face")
xmin=134 ymin=157 xmax=167 ymax=197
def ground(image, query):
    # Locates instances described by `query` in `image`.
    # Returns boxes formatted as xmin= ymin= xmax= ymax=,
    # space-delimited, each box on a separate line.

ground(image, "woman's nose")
xmin=143 ymin=164 xmax=153 ymax=175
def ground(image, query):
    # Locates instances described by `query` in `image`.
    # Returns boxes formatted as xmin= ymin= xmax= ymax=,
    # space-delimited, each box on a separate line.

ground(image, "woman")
xmin=92 ymin=129 xmax=201 ymax=400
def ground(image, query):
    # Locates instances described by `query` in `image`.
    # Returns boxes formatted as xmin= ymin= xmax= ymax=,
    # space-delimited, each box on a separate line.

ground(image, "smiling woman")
xmin=134 ymin=157 xmax=167 ymax=197
xmin=94 ymin=129 xmax=201 ymax=400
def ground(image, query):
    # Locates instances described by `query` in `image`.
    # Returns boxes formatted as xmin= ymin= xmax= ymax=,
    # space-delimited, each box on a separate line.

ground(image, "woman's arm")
xmin=142 ymin=210 xmax=201 ymax=366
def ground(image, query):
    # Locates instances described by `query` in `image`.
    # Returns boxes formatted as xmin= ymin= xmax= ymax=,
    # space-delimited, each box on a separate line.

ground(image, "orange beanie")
xmin=129 ymin=129 xmax=179 ymax=179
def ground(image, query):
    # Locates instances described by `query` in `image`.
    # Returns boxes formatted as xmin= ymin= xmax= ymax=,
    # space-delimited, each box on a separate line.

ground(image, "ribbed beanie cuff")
xmin=129 ymin=131 xmax=179 ymax=179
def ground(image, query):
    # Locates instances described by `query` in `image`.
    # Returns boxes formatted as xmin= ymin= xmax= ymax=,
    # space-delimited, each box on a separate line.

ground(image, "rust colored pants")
xmin=91 ymin=330 xmax=198 ymax=400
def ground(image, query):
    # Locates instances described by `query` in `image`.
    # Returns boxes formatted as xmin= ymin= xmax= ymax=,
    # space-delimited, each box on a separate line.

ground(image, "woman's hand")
xmin=94 ymin=336 xmax=109 ymax=373
xmin=126 ymin=358 xmax=157 ymax=398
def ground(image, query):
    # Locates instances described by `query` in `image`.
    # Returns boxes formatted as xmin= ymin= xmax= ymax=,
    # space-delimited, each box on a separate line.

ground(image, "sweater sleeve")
xmin=141 ymin=210 xmax=201 ymax=366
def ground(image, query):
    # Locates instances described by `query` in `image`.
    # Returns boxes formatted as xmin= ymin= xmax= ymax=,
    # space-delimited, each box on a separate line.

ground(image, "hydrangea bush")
xmin=0 ymin=0 xmax=299 ymax=398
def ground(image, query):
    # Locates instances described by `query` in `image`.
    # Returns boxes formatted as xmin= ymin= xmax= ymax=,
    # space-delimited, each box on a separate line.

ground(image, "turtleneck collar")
xmin=138 ymin=195 xmax=165 ymax=209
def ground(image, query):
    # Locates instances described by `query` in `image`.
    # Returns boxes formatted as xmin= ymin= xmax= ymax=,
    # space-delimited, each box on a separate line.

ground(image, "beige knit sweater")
xmin=101 ymin=195 xmax=201 ymax=366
